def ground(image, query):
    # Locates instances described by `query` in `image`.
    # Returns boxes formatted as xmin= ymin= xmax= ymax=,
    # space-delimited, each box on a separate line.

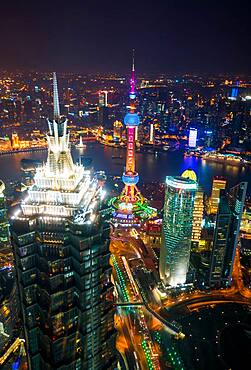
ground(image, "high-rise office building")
xmin=159 ymin=176 xmax=197 ymax=286
xmin=98 ymin=91 xmax=110 ymax=128
xmin=0 ymin=180 xmax=13 ymax=268
xmin=181 ymin=170 xmax=204 ymax=245
xmin=191 ymin=186 xmax=204 ymax=244
xmin=98 ymin=91 xmax=108 ymax=107
xmin=11 ymin=132 xmax=20 ymax=149
xmin=210 ymin=176 xmax=227 ymax=214
xmin=11 ymin=73 xmax=116 ymax=370
xmin=113 ymin=120 xmax=123 ymax=141
xmin=188 ymin=128 xmax=197 ymax=148
xmin=149 ymin=122 xmax=155 ymax=144
xmin=209 ymin=182 xmax=247 ymax=288
xmin=0 ymin=180 xmax=10 ymax=249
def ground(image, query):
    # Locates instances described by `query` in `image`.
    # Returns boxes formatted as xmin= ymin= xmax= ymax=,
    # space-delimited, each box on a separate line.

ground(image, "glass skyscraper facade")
xmin=159 ymin=176 xmax=197 ymax=286
xmin=209 ymin=182 xmax=247 ymax=288
xmin=209 ymin=176 xmax=227 ymax=214
xmin=11 ymin=74 xmax=116 ymax=369
xmin=0 ymin=180 xmax=13 ymax=268
xmin=0 ymin=180 xmax=10 ymax=248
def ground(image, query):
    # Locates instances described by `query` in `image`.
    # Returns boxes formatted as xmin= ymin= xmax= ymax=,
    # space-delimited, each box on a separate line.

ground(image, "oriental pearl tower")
xmin=120 ymin=51 xmax=141 ymax=204
xmin=110 ymin=52 xmax=156 ymax=225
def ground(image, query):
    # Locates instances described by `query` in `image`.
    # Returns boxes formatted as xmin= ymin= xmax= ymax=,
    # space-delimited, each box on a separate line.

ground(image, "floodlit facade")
xmin=191 ymin=186 xmax=204 ymax=243
xmin=11 ymin=73 xmax=116 ymax=370
xmin=209 ymin=182 xmax=247 ymax=288
xmin=0 ymin=180 xmax=13 ymax=267
xmin=181 ymin=170 xmax=204 ymax=244
xmin=0 ymin=180 xmax=10 ymax=248
xmin=113 ymin=120 xmax=123 ymax=141
xmin=210 ymin=176 xmax=226 ymax=214
xmin=159 ymin=176 xmax=197 ymax=286
xmin=188 ymin=128 xmax=197 ymax=148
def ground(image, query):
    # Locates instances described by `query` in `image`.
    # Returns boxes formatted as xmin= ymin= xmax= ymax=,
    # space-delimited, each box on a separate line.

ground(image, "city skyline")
xmin=0 ymin=5 xmax=250 ymax=364
xmin=0 ymin=0 xmax=250 ymax=74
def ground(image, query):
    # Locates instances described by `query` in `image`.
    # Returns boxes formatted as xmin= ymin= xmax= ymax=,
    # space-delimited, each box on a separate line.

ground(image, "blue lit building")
xmin=159 ymin=176 xmax=197 ymax=286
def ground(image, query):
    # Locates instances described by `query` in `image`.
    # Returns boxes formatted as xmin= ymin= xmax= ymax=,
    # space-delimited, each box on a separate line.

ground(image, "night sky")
xmin=1 ymin=0 xmax=250 ymax=74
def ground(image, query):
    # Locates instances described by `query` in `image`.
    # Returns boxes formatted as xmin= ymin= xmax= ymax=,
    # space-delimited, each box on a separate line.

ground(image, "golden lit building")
xmin=113 ymin=120 xmax=123 ymax=141
xmin=210 ymin=176 xmax=227 ymax=214
xmin=191 ymin=186 xmax=204 ymax=243
xmin=11 ymin=132 xmax=20 ymax=149
xmin=181 ymin=169 xmax=204 ymax=245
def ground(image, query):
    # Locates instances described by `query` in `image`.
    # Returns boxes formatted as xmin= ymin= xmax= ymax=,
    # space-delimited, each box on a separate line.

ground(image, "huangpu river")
xmin=0 ymin=143 xmax=250 ymax=195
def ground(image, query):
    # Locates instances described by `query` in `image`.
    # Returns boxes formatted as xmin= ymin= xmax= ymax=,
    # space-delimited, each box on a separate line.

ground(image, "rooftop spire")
xmin=53 ymin=72 xmax=60 ymax=120
xmin=130 ymin=49 xmax=136 ymax=97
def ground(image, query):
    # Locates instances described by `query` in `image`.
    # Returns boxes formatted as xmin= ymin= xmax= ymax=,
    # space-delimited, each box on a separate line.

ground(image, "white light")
xmin=165 ymin=177 xmax=197 ymax=190
xmin=188 ymin=128 xmax=197 ymax=148
xmin=100 ymin=189 xmax=106 ymax=200
xmin=90 ymin=213 xmax=96 ymax=222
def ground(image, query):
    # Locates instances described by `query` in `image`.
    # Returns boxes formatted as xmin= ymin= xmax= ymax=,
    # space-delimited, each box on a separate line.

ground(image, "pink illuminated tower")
xmin=120 ymin=51 xmax=141 ymax=205
xmin=109 ymin=53 xmax=156 ymax=225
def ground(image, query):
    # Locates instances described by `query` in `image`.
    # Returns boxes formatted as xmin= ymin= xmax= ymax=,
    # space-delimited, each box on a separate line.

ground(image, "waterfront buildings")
xmin=209 ymin=176 xmax=227 ymax=214
xmin=209 ymin=182 xmax=247 ymax=288
xmin=188 ymin=128 xmax=197 ymax=148
xmin=98 ymin=91 xmax=108 ymax=107
xmin=11 ymin=74 xmax=116 ymax=369
xmin=159 ymin=176 xmax=197 ymax=286
xmin=113 ymin=120 xmax=123 ymax=142
xmin=149 ymin=122 xmax=155 ymax=144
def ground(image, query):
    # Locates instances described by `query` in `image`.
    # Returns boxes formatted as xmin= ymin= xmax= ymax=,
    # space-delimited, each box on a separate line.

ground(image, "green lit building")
xmin=0 ymin=180 xmax=13 ymax=268
xmin=209 ymin=182 xmax=247 ymax=288
xmin=159 ymin=176 xmax=197 ymax=286
xmin=11 ymin=74 xmax=116 ymax=369
xmin=0 ymin=180 xmax=10 ymax=247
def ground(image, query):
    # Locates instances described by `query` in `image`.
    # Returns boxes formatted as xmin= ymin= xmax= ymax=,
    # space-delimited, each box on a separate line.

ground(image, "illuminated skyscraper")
xmin=0 ymin=180 xmax=10 ymax=249
xmin=99 ymin=91 xmax=108 ymax=107
xmin=209 ymin=182 xmax=247 ymax=288
xmin=181 ymin=170 xmax=204 ymax=245
xmin=0 ymin=180 xmax=13 ymax=268
xmin=159 ymin=176 xmax=197 ymax=286
xmin=231 ymin=81 xmax=239 ymax=99
xmin=11 ymin=73 xmax=116 ymax=370
xmin=210 ymin=176 xmax=227 ymax=214
xmin=191 ymin=186 xmax=204 ymax=244
xmin=149 ymin=122 xmax=155 ymax=144
xmin=188 ymin=128 xmax=197 ymax=148
xmin=11 ymin=132 xmax=20 ymax=149
xmin=98 ymin=91 xmax=109 ymax=128
xmin=113 ymin=120 xmax=123 ymax=141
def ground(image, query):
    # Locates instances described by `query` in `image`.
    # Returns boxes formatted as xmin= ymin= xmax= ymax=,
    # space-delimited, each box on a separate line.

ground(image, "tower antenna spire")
xmin=130 ymin=49 xmax=136 ymax=97
xmin=53 ymin=72 xmax=60 ymax=120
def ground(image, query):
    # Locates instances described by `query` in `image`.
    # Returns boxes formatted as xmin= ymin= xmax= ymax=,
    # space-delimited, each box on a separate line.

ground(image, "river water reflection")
xmin=0 ymin=143 xmax=250 ymax=195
